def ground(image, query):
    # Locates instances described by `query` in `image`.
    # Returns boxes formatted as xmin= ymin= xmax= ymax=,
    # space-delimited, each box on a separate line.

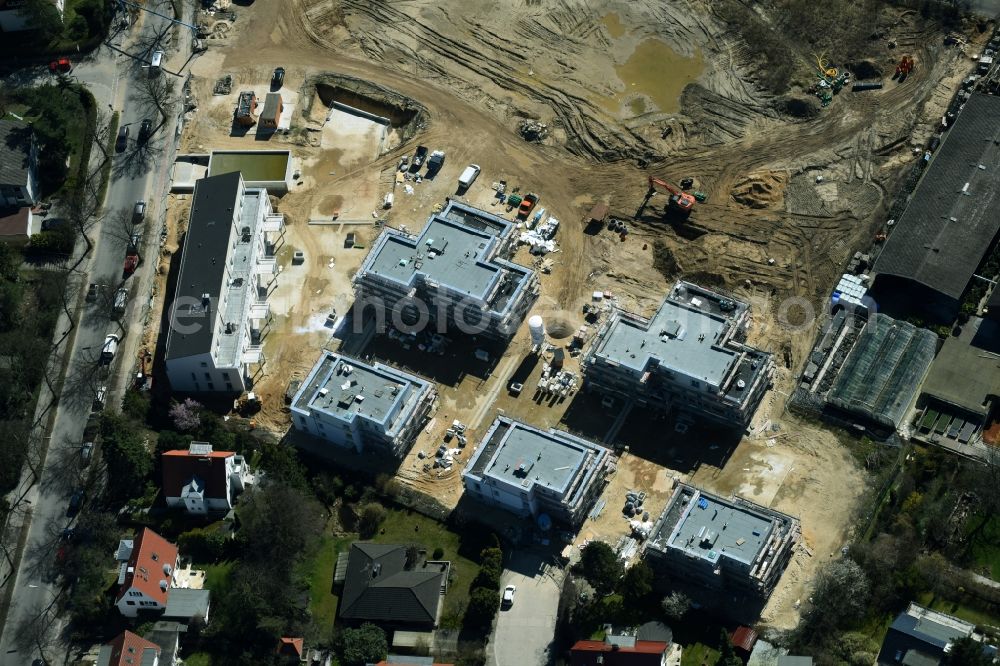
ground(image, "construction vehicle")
xmin=895 ymin=55 xmax=914 ymax=81
xmin=637 ymin=176 xmax=696 ymax=218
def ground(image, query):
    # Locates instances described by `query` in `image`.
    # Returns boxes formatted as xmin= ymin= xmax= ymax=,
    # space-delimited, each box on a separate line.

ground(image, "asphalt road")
xmin=0 ymin=2 xmax=192 ymax=663
xmin=489 ymin=551 xmax=563 ymax=666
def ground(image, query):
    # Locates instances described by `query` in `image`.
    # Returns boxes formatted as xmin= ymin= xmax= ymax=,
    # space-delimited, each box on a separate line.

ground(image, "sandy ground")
xmin=147 ymin=0 xmax=994 ymax=633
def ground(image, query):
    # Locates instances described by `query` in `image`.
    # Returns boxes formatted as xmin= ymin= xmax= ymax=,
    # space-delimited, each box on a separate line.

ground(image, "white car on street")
xmin=501 ymin=584 xmax=516 ymax=609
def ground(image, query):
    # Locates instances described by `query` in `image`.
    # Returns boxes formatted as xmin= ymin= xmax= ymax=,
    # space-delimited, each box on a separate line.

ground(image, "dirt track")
xmin=177 ymin=0 xmax=990 ymax=632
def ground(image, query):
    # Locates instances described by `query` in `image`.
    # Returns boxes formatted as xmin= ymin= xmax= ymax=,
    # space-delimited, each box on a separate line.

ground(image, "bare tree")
xmin=133 ymin=73 xmax=178 ymax=127
xmin=13 ymin=598 xmax=59 ymax=663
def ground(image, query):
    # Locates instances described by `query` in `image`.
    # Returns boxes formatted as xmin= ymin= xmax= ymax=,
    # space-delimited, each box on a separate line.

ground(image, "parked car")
xmin=112 ymin=287 xmax=128 ymax=315
xmin=458 ymin=164 xmax=481 ymax=189
xmin=271 ymin=66 xmax=285 ymax=90
xmin=501 ymin=584 xmax=516 ymax=608
xmin=81 ymin=441 xmax=94 ymax=465
xmin=115 ymin=125 xmax=129 ymax=153
xmin=48 ymin=57 xmax=71 ymax=73
xmin=410 ymin=145 xmax=428 ymax=172
xmin=138 ymin=119 xmax=153 ymax=144
xmin=100 ymin=334 xmax=120 ymax=364
xmin=86 ymin=283 xmax=100 ymax=302
xmin=124 ymin=253 xmax=139 ymax=275
xmin=149 ymin=49 xmax=164 ymax=74
xmin=129 ymin=230 xmax=143 ymax=250
xmin=67 ymin=489 xmax=84 ymax=517
xmin=92 ymin=385 xmax=107 ymax=412
xmin=133 ymin=200 xmax=146 ymax=223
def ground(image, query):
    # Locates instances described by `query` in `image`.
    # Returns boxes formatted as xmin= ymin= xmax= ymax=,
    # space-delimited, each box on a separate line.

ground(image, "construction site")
xmin=137 ymin=0 xmax=997 ymax=632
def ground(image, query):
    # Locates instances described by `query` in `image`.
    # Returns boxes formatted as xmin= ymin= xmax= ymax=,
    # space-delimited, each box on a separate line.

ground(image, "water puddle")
xmin=601 ymin=12 xmax=628 ymax=39
xmin=600 ymin=38 xmax=704 ymax=116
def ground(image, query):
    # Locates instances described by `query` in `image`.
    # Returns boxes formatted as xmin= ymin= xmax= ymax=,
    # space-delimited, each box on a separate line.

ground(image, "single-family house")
xmin=277 ymin=636 xmax=304 ymax=662
xmin=570 ymin=635 xmax=671 ymax=666
xmin=161 ymin=441 xmax=250 ymax=513
xmin=339 ymin=543 xmax=448 ymax=630
xmin=877 ymin=602 xmax=994 ymax=665
xmin=0 ymin=206 xmax=34 ymax=245
xmin=114 ymin=527 xmax=210 ymax=622
xmin=0 ymin=116 xmax=39 ymax=209
xmin=97 ymin=630 xmax=161 ymax=666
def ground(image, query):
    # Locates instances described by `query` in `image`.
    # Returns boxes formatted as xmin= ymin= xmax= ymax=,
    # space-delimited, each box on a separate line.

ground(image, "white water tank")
xmin=528 ymin=315 xmax=546 ymax=347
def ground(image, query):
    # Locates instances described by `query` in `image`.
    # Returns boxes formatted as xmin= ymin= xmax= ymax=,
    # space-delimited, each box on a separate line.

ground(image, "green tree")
xmin=339 ymin=623 xmax=388 ymax=666
xmin=620 ymin=561 xmax=653 ymax=604
xmin=357 ymin=502 xmax=386 ymax=539
xmin=803 ymin=558 xmax=870 ymax=634
xmin=718 ymin=629 xmax=742 ymax=666
xmin=464 ymin=587 xmax=499 ymax=631
xmin=578 ymin=541 xmax=622 ymax=595
xmin=945 ymin=635 xmax=992 ymax=665
xmin=101 ymin=413 xmax=151 ymax=502
xmin=237 ymin=484 xmax=324 ymax=565
xmin=19 ymin=0 xmax=63 ymax=43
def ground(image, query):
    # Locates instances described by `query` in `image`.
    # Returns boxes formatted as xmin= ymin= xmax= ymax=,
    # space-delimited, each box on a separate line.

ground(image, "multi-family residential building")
xmin=0 ymin=117 xmax=38 ymax=209
xmin=353 ymin=200 xmax=538 ymax=340
xmin=643 ymin=482 xmax=799 ymax=598
xmin=161 ymin=441 xmax=251 ymax=514
xmin=461 ymin=416 xmax=613 ymax=527
xmin=582 ymin=282 xmax=774 ymax=428
xmin=290 ymin=351 xmax=436 ymax=459
xmin=164 ymin=171 xmax=284 ymax=394
xmin=114 ymin=528 xmax=210 ymax=622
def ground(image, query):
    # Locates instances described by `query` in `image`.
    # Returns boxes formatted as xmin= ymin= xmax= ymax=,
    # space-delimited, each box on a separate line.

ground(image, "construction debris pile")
xmin=518 ymin=118 xmax=549 ymax=142
xmin=537 ymin=365 xmax=578 ymax=398
xmin=623 ymin=490 xmax=648 ymax=519
xmin=213 ymin=75 xmax=233 ymax=96
xmin=519 ymin=209 xmax=560 ymax=255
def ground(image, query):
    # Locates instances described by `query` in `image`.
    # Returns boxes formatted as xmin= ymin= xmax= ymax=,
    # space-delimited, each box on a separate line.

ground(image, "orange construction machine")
xmin=895 ymin=55 xmax=914 ymax=80
xmin=637 ymin=176 xmax=696 ymax=218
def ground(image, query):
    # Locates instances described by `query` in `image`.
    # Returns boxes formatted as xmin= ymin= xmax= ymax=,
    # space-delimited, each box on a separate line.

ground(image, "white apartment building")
xmin=164 ymin=171 xmax=284 ymax=394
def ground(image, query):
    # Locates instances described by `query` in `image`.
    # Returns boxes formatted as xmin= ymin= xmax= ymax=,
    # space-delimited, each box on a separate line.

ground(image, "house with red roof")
xmin=570 ymin=634 xmax=671 ymax=666
xmin=96 ymin=630 xmax=160 ymax=666
xmin=276 ymin=636 xmax=304 ymax=662
xmin=114 ymin=527 xmax=210 ymax=622
xmin=161 ymin=441 xmax=250 ymax=514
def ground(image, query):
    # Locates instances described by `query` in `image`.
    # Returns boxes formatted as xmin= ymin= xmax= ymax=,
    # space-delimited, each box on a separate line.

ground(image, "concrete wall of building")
xmin=166 ymin=353 xmax=248 ymax=394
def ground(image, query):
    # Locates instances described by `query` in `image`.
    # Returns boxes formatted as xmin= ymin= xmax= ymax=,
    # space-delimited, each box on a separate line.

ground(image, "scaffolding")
xmin=827 ymin=314 xmax=937 ymax=429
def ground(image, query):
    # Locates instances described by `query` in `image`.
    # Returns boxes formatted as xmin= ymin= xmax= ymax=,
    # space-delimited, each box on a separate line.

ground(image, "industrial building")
xmin=164 ymin=172 xmax=285 ymax=394
xmin=290 ymin=351 xmax=436 ymax=459
xmin=353 ymin=201 xmax=539 ymax=340
xmin=644 ymin=482 xmax=800 ymax=598
xmin=873 ymin=93 xmax=1000 ymax=323
xmin=581 ymin=282 xmax=774 ymax=428
xmin=461 ymin=416 xmax=613 ymax=527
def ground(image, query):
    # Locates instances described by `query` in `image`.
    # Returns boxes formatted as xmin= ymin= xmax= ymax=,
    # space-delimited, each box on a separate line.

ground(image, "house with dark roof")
xmin=163 ymin=171 xmax=284 ymax=395
xmin=97 ymin=630 xmax=161 ymax=666
xmin=872 ymin=93 xmax=1000 ymax=323
xmin=114 ymin=528 xmax=210 ymax=622
xmin=569 ymin=635 xmax=671 ymax=666
xmin=339 ymin=543 xmax=448 ymax=630
xmin=876 ymin=602 xmax=987 ymax=665
xmin=162 ymin=441 xmax=250 ymax=514
xmin=0 ymin=116 xmax=38 ymax=208
xmin=0 ymin=206 xmax=35 ymax=245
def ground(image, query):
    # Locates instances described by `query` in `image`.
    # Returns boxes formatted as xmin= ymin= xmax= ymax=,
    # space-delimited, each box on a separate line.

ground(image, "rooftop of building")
xmin=340 ymin=542 xmax=444 ymax=626
xmin=293 ymin=352 xmax=428 ymax=427
xmin=0 ymin=206 xmax=31 ymax=238
xmin=165 ymin=171 xmax=243 ymax=361
xmin=359 ymin=201 xmax=531 ymax=310
xmin=115 ymin=528 xmax=179 ymax=606
xmin=161 ymin=441 xmax=235 ymax=500
xmin=591 ymin=282 xmax=765 ymax=393
xmin=648 ymin=484 xmax=794 ymax=567
xmin=874 ymin=93 xmax=1000 ymax=300
xmin=262 ymin=92 xmax=282 ymax=118
xmin=920 ymin=317 xmax=1000 ymax=416
xmin=465 ymin=417 xmax=607 ymax=495
xmin=0 ymin=116 xmax=32 ymax=186
xmin=96 ymin=630 xmax=160 ymax=666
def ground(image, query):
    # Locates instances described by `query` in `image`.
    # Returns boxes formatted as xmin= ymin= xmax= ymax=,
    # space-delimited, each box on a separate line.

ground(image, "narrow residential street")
xmin=0 ymin=2 xmax=196 ymax=663
xmin=488 ymin=550 xmax=563 ymax=666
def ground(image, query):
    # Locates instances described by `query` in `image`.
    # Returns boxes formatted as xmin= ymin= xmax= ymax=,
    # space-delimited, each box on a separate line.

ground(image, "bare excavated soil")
xmin=171 ymin=0 xmax=994 ymax=631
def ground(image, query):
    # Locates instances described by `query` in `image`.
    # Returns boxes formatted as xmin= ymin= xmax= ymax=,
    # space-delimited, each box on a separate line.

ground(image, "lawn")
xmin=302 ymin=507 xmax=484 ymax=631
xmin=681 ymin=643 xmax=719 ymax=666
xmin=918 ymin=592 xmax=1000 ymax=628
xmin=966 ymin=513 xmax=1000 ymax=581
xmin=181 ymin=653 xmax=212 ymax=666
xmin=202 ymin=561 xmax=234 ymax=595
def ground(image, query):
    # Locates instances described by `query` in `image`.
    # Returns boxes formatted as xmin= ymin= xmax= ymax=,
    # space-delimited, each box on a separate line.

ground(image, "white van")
xmin=101 ymin=334 xmax=120 ymax=364
xmin=458 ymin=164 xmax=481 ymax=189
xmin=150 ymin=50 xmax=164 ymax=74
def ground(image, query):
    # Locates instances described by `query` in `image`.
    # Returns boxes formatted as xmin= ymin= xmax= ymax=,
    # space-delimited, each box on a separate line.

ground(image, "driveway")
xmin=489 ymin=550 xmax=563 ymax=666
